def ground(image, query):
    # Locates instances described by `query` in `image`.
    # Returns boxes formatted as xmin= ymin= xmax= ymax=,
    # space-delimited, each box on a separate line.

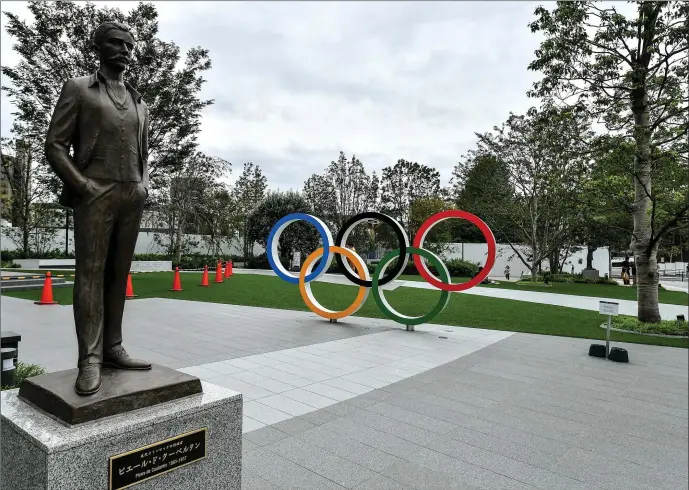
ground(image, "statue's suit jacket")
xmin=45 ymin=71 xmax=149 ymax=208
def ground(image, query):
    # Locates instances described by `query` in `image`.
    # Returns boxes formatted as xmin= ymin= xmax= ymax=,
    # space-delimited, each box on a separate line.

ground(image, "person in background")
xmin=622 ymin=256 xmax=630 ymax=285
xmin=504 ymin=265 xmax=510 ymax=281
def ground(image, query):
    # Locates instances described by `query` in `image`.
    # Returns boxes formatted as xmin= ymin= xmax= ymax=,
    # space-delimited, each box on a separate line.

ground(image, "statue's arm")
xmin=45 ymin=79 xmax=89 ymax=194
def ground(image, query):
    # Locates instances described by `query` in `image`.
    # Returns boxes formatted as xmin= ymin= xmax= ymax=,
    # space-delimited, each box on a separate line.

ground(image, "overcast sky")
xmin=1 ymin=1 xmax=547 ymax=190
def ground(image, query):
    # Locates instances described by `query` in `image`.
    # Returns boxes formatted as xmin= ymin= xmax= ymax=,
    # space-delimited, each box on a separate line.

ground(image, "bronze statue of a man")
xmin=45 ymin=21 xmax=151 ymax=396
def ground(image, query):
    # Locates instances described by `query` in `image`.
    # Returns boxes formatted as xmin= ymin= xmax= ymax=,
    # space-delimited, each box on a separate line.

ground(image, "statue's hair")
xmin=92 ymin=21 xmax=134 ymax=49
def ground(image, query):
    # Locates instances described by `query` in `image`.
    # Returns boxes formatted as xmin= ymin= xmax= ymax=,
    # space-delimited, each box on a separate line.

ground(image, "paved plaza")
xmin=2 ymin=295 xmax=687 ymax=489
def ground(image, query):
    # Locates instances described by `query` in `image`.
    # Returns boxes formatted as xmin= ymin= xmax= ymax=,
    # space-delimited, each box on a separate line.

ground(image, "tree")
xmin=452 ymin=154 xmax=519 ymax=244
xmin=528 ymin=1 xmax=689 ymax=321
xmin=303 ymin=152 xmax=380 ymax=256
xmin=380 ymin=159 xmax=440 ymax=232
xmin=408 ymin=196 xmax=455 ymax=256
xmin=0 ymin=137 xmax=61 ymax=254
xmin=234 ymin=162 xmax=268 ymax=262
xmin=151 ymin=152 xmax=231 ymax=263
xmin=453 ymin=105 xmax=591 ymax=280
xmin=1 ymin=1 xmax=214 ymax=196
xmin=247 ymin=190 xmax=320 ymax=266
xmin=197 ymin=186 xmax=240 ymax=257
xmin=303 ymin=152 xmax=379 ymax=252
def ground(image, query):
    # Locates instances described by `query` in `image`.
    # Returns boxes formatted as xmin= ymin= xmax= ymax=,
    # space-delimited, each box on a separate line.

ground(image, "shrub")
xmin=611 ymin=316 xmax=688 ymax=337
xmin=527 ymin=272 xmax=618 ymax=286
xmin=246 ymin=253 xmax=275 ymax=270
xmin=1 ymin=362 xmax=46 ymax=390
xmin=0 ymin=249 xmax=75 ymax=261
xmin=400 ymin=258 xmax=479 ymax=277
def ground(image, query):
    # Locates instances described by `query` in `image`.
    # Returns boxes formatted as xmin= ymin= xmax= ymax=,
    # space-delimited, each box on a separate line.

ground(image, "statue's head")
xmin=92 ymin=21 xmax=135 ymax=72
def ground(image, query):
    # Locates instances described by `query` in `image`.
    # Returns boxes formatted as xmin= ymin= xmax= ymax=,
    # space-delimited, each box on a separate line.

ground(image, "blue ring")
xmin=267 ymin=213 xmax=332 ymax=284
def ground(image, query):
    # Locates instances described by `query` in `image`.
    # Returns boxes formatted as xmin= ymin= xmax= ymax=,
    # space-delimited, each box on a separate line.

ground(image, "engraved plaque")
xmin=109 ymin=428 xmax=207 ymax=489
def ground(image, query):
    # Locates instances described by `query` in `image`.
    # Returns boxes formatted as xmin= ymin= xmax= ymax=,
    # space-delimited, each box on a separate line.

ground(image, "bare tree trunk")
xmin=174 ymin=220 xmax=184 ymax=265
xmin=630 ymin=80 xmax=661 ymax=322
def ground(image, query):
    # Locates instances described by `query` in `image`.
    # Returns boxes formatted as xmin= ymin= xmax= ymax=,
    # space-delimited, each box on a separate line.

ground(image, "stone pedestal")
xmin=1 ymin=381 xmax=242 ymax=490
xmin=582 ymin=268 xmax=599 ymax=280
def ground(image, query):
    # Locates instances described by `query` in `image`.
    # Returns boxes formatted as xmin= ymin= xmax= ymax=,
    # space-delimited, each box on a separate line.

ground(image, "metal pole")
xmin=606 ymin=315 xmax=611 ymax=358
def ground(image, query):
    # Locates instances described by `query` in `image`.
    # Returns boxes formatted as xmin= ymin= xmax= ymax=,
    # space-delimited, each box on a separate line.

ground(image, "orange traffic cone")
xmin=200 ymin=265 xmax=210 ymax=287
xmin=170 ymin=267 xmax=183 ymax=291
xmin=125 ymin=273 xmax=137 ymax=299
xmin=224 ymin=260 xmax=232 ymax=278
xmin=214 ymin=261 xmax=224 ymax=283
xmin=35 ymin=272 xmax=59 ymax=305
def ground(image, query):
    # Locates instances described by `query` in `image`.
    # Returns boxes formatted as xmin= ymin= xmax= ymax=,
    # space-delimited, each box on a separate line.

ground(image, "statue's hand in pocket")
xmin=83 ymin=179 xmax=113 ymax=206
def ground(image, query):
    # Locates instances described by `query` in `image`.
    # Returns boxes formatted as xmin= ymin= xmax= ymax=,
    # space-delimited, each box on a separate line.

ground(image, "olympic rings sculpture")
xmin=267 ymin=210 xmax=496 ymax=328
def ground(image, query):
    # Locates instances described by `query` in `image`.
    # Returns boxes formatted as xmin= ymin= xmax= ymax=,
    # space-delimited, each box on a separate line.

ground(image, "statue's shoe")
xmin=104 ymin=348 xmax=152 ymax=370
xmin=75 ymin=364 xmax=102 ymax=396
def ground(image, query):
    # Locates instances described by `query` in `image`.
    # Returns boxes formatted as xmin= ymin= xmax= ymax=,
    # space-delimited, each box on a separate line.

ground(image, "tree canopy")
xmin=1 ymin=1 xmax=214 ymax=189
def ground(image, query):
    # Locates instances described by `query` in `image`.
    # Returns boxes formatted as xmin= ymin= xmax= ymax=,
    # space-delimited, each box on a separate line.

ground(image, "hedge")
xmin=246 ymin=253 xmax=479 ymax=278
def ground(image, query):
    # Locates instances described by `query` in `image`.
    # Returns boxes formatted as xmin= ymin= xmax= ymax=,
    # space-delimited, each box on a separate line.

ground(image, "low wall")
xmin=14 ymin=259 xmax=75 ymax=269
xmin=13 ymin=259 xmax=172 ymax=272
xmin=130 ymin=261 xmax=172 ymax=272
xmin=0 ymin=227 xmax=264 ymax=256
xmin=441 ymin=243 xmax=610 ymax=278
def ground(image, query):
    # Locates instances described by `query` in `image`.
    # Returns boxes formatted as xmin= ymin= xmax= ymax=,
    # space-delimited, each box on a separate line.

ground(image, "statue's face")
xmin=98 ymin=29 xmax=135 ymax=71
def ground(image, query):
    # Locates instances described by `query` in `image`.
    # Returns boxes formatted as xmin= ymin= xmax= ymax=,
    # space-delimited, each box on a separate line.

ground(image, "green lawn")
xmin=398 ymin=274 xmax=688 ymax=305
xmin=5 ymin=270 xmax=687 ymax=348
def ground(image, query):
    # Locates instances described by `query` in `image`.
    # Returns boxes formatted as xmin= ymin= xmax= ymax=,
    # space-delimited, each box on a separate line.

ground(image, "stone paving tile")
xmin=259 ymin=394 xmax=318 ymax=416
xmin=243 ymin=426 xmax=291 ymax=447
xmin=353 ymin=474 xmax=415 ymax=490
xmin=342 ymin=409 xmax=443 ymax=447
xmin=241 ymin=470 xmax=282 ymax=490
xmin=554 ymin=446 xmax=687 ymax=490
xmin=320 ymin=417 xmax=425 ymax=459
xmin=243 ymin=416 xmax=266 ymax=432
xmin=379 ymin=459 xmax=486 ymax=490
xmin=6 ymin=294 xmax=688 ymax=488
xmin=267 ymin=436 xmax=380 ymax=488
xmin=243 ymin=331 xmax=688 ymax=489
xmin=244 ymin=448 xmax=347 ymax=490
xmin=292 ymin=426 xmax=406 ymax=473
xmin=421 ymin=437 xmax=585 ymax=489
xmin=244 ymin=401 xmax=293 ymax=425
xmin=443 ymin=425 xmax=560 ymax=470
xmin=242 ymin=437 xmax=261 ymax=455
xmin=270 ymin=416 xmax=316 ymax=435
xmin=4 ymin=297 xmax=394 ymax=372
xmin=364 ymin=401 xmax=458 ymax=435
xmin=297 ymin=410 xmax=340 ymax=426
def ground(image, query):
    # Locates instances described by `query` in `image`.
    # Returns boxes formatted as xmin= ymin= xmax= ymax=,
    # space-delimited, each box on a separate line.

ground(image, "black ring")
xmin=334 ymin=212 xmax=409 ymax=287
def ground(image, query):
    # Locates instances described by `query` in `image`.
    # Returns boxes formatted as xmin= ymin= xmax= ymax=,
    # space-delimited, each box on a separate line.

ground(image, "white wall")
xmin=1 ymin=224 xmax=613 ymax=277
xmin=441 ymin=243 xmax=610 ymax=278
xmin=0 ymin=226 xmax=264 ymax=257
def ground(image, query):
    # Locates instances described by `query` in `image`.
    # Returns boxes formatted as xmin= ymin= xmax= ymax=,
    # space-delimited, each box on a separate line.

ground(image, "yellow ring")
xmin=299 ymin=246 xmax=370 ymax=320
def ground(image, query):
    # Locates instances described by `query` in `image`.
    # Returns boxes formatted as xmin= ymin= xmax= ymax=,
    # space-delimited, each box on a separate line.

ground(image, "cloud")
xmin=1 ymin=1 xmax=546 ymax=190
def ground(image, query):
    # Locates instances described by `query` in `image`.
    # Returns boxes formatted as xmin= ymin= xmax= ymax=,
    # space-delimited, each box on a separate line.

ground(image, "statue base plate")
xmin=18 ymin=364 xmax=202 ymax=425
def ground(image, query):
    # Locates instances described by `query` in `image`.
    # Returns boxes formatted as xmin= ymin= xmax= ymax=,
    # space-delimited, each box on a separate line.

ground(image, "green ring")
xmin=372 ymin=246 xmax=451 ymax=326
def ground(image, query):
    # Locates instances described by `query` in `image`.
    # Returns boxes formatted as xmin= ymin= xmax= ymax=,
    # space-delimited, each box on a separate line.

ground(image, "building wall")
xmin=0 ymin=225 xmax=263 ymax=257
xmin=0 ymin=223 xmax=611 ymax=277
xmin=441 ymin=243 xmax=611 ymax=278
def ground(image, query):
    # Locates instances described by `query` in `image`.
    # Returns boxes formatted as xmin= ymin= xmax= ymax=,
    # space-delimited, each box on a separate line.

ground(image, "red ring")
xmin=412 ymin=210 xmax=496 ymax=291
